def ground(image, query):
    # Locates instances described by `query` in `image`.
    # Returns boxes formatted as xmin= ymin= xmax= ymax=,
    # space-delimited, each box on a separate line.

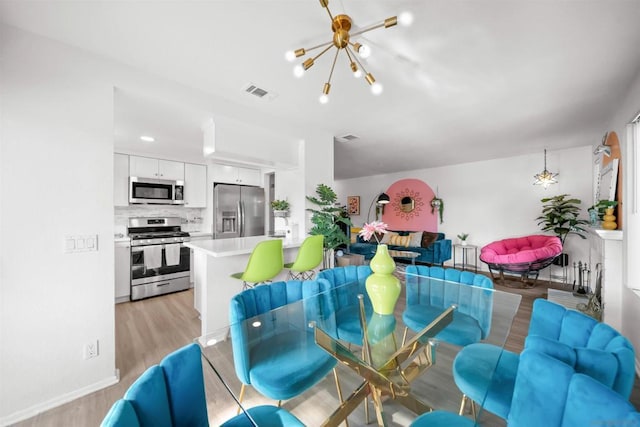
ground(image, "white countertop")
xmin=189 ymin=231 xmax=213 ymax=238
xmin=185 ymin=235 xmax=305 ymax=257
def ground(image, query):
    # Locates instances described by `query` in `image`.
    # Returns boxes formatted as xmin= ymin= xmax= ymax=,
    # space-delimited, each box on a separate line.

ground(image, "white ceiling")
xmin=2 ymin=0 xmax=640 ymax=179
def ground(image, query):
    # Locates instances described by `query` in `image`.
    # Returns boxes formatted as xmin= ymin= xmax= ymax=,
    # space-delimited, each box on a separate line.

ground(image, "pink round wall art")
xmin=381 ymin=178 xmax=437 ymax=231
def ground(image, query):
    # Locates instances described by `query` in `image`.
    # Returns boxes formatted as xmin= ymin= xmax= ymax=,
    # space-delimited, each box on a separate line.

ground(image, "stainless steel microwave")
xmin=129 ymin=177 xmax=185 ymax=205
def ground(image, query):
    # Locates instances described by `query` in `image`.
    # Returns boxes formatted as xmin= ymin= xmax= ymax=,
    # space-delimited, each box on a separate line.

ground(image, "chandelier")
xmin=533 ymin=149 xmax=559 ymax=189
xmin=286 ymin=0 xmax=412 ymax=104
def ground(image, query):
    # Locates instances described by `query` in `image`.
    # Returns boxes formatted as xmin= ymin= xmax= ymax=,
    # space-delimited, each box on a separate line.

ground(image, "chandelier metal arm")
xmin=347 ymin=45 xmax=370 ymax=75
xmin=300 ymin=40 xmax=334 ymax=55
xmin=304 ymin=43 xmax=335 ymax=69
xmin=326 ymin=46 xmax=340 ymax=83
xmin=319 ymin=0 xmax=335 ymax=25
xmin=350 ymin=16 xmax=398 ymax=38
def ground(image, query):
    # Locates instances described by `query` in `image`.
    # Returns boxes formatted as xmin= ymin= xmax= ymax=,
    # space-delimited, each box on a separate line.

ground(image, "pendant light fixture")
xmin=533 ymin=149 xmax=559 ymax=189
xmin=286 ymin=0 xmax=412 ymax=104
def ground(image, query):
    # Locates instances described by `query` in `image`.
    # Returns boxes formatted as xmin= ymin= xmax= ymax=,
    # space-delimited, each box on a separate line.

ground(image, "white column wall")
xmin=1 ymin=25 xmax=116 ymax=423
xmin=606 ymin=68 xmax=640 ymax=370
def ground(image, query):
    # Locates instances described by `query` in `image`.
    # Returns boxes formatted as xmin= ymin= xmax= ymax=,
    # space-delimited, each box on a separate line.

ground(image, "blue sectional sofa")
xmin=348 ymin=231 xmax=452 ymax=265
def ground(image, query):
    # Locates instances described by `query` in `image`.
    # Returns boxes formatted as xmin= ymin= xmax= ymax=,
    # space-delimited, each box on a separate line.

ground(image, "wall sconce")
xmin=366 ymin=192 xmax=390 ymax=222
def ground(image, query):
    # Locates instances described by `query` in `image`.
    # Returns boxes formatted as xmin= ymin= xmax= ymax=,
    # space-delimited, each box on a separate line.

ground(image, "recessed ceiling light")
xmin=140 ymin=135 xmax=155 ymax=142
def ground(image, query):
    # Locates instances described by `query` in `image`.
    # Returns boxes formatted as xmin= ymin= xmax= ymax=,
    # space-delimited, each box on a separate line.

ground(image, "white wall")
xmin=607 ymin=69 xmax=640 ymax=363
xmin=336 ymin=146 xmax=593 ymax=282
xmin=1 ymin=25 xmax=117 ymax=424
xmin=0 ymin=24 xmax=329 ymax=424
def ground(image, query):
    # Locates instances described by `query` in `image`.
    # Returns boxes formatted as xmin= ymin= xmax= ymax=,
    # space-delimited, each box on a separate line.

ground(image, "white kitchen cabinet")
xmin=129 ymin=155 xmax=185 ymax=181
xmin=184 ymin=163 xmax=207 ymax=207
xmin=189 ymin=234 xmax=212 ymax=285
xmin=212 ymin=163 xmax=261 ymax=186
xmin=115 ymin=240 xmax=131 ymax=303
xmin=114 ymin=153 xmax=129 ymax=206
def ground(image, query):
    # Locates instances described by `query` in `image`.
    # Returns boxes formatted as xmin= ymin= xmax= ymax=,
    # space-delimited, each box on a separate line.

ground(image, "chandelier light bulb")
xmin=353 ymin=69 xmax=362 ymax=78
xmin=285 ymin=50 xmax=296 ymax=62
xmin=293 ymin=64 xmax=305 ymax=78
xmin=371 ymin=82 xmax=383 ymax=95
xmin=398 ymin=11 xmax=414 ymax=27
xmin=358 ymin=44 xmax=371 ymax=58
xmin=319 ymin=94 xmax=329 ymax=104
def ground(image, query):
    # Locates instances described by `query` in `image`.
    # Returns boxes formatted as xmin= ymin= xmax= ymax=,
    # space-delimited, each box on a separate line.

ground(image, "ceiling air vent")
xmin=242 ymin=83 xmax=277 ymax=101
xmin=337 ymin=134 xmax=359 ymax=142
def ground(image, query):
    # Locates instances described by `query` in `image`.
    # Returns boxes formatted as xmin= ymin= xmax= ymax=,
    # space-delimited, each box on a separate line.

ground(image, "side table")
xmin=453 ymin=244 xmax=478 ymax=272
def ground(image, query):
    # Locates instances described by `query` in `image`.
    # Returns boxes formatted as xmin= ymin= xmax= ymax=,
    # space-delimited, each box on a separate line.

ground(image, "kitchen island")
xmin=185 ymin=235 xmax=305 ymax=337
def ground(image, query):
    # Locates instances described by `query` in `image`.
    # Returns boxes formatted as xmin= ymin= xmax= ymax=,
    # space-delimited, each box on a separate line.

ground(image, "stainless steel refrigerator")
xmin=213 ymin=184 xmax=265 ymax=239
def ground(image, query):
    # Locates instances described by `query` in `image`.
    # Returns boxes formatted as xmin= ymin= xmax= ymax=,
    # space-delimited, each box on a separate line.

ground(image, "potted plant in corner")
xmin=536 ymin=194 xmax=590 ymax=267
xmin=306 ymin=184 xmax=352 ymax=268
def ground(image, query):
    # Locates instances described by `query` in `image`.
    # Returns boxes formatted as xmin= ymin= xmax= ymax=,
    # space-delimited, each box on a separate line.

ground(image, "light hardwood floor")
xmin=11 ymin=279 xmax=640 ymax=426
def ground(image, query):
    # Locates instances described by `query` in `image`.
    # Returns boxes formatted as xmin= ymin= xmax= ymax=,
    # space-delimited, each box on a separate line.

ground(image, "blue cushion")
xmin=159 ymin=343 xmax=209 ymax=427
xmin=123 ymin=366 xmax=172 ymax=427
xmin=562 ymin=374 xmax=640 ymax=426
xmin=524 ymin=336 xmax=576 ymax=366
xmin=221 ymin=405 xmax=305 ymax=427
xmin=453 ymin=343 xmax=519 ymax=419
xmin=411 ymin=410 xmax=476 ymax=427
xmin=508 ymin=349 xmax=640 ymax=426
xmin=248 ymin=330 xmax=337 ymax=400
xmin=403 ymin=306 xmax=482 ymax=346
xmin=508 ymin=350 xmax=576 ymax=425
xmin=101 ymin=399 xmax=140 ymax=427
xmin=404 ymin=265 xmax=494 ymax=345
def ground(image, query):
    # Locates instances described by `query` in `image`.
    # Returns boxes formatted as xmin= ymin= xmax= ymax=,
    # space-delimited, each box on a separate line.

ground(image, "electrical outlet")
xmin=84 ymin=340 xmax=99 ymax=360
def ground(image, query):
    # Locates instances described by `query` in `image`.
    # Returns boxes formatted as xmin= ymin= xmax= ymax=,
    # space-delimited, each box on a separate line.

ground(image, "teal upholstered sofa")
xmin=348 ymin=231 xmax=451 ymax=265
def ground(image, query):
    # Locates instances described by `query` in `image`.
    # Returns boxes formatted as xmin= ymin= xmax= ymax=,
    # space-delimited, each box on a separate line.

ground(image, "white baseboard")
xmin=0 ymin=370 xmax=120 ymax=427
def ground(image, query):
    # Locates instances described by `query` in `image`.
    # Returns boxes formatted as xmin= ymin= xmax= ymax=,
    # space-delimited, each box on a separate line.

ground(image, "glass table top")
xmin=197 ymin=271 xmax=522 ymax=426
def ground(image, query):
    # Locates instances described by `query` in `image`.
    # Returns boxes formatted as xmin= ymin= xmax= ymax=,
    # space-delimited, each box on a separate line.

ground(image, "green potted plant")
xmin=536 ymin=194 xmax=589 ymax=267
xmin=430 ymin=196 xmax=444 ymax=224
xmin=588 ymin=199 xmax=618 ymax=224
xmin=457 ymin=233 xmax=469 ymax=245
xmin=271 ymin=199 xmax=290 ymax=217
xmin=306 ymin=183 xmax=352 ymax=268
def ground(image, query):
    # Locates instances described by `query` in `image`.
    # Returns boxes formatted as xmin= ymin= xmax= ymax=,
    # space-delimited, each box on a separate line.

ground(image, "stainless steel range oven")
xmin=128 ymin=217 xmax=190 ymax=301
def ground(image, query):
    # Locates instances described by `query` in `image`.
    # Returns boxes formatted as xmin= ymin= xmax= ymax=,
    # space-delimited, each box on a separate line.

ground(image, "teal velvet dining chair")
xmin=229 ymin=279 xmax=345 ymax=407
xmin=452 ymin=298 xmax=635 ymax=420
xmin=411 ymin=349 xmax=640 ymax=427
xmin=316 ymin=265 xmax=374 ymax=345
xmin=402 ymin=265 xmax=494 ymax=347
xmin=101 ymin=343 xmax=305 ymax=427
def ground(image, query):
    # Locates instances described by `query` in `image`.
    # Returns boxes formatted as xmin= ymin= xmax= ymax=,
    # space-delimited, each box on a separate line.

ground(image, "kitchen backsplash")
xmin=115 ymin=206 xmax=207 ymax=235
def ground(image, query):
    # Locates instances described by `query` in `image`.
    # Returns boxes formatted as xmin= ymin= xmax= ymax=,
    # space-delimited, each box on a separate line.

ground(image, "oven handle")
xmin=156 ymin=282 xmax=172 ymax=287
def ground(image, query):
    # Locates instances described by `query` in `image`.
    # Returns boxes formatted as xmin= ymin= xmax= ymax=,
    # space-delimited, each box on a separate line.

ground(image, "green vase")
xmin=366 ymin=244 xmax=401 ymax=315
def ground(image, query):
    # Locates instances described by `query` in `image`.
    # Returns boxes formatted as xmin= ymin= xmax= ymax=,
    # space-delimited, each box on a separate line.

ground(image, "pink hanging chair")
xmin=480 ymin=235 xmax=563 ymax=287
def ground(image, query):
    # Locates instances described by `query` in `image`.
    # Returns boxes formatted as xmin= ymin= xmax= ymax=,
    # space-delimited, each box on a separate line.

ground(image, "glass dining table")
xmin=197 ymin=271 xmax=522 ymax=426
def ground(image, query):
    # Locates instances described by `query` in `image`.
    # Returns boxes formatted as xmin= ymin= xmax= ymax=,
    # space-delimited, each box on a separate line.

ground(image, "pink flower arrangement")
xmin=359 ymin=221 xmax=389 ymax=243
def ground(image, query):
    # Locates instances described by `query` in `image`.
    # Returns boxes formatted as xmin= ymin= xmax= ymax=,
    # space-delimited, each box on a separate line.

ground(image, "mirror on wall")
xmin=400 ymin=196 xmax=415 ymax=213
